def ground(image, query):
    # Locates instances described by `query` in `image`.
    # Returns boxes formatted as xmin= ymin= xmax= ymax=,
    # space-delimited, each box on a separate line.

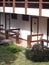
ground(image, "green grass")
xmin=0 ymin=43 xmax=49 ymax=65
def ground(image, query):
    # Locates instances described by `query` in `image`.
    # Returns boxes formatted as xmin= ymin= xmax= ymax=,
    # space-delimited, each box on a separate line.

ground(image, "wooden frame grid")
xmin=0 ymin=0 xmax=49 ymax=16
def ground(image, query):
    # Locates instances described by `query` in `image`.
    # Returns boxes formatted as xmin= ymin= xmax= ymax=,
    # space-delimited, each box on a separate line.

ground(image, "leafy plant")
xmin=6 ymin=44 xmax=23 ymax=53
xmin=25 ymin=48 xmax=49 ymax=62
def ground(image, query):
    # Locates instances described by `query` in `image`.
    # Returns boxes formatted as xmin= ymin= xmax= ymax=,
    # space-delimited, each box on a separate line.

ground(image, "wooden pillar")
xmin=5 ymin=29 xmax=8 ymax=39
xmin=40 ymin=39 xmax=44 ymax=49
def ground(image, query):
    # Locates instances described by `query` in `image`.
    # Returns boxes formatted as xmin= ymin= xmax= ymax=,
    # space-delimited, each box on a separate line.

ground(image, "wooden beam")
xmin=25 ymin=0 xmax=28 ymax=14
xmin=39 ymin=0 xmax=42 ymax=16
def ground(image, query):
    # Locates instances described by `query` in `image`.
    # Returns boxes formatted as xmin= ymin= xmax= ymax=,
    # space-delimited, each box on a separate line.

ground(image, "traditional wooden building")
xmin=0 ymin=0 xmax=49 ymax=47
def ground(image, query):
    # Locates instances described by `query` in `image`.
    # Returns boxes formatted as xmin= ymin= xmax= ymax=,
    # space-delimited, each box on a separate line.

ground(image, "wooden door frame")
xmin=30 ymin=16 xmax=39 ymax=35
xmin=0 ymin=13 xmax=1 ymax=24
xmin=47 ymin=18 xmax=49 ymax=45
xmin=5 ymin=13 xmax=11 ymax=30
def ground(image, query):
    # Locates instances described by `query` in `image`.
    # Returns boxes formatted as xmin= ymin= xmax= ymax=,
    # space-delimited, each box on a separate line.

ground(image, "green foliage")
xmin=1 ymin=42 xmax=49 ymax=65
xmin=0 ymin=42 xmax=26 ymax=65
xmin=25 ymin=49 xmax=49 ymax=62
xmin=6 ymin=44 xmax=23 ymax=53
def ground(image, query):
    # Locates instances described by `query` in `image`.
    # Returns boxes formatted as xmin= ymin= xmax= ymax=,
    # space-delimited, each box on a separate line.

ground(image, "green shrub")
xmin=25 ymin=49 xmax=49 ymax=62
xmin=7 ymin=44 xmax=22 ymax=53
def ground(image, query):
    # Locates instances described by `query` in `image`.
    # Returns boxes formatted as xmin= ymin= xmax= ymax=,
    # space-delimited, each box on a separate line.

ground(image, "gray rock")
xmin=0 ymin=39 xmax=13 ymax=45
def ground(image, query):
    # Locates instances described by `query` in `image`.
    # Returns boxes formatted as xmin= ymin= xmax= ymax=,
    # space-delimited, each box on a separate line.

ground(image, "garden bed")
xmin=0 ymin=41 xmax=49 ymax=65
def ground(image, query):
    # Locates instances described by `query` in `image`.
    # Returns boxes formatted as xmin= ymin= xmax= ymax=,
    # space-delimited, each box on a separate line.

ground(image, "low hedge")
xmin=6 ymin=44 xmax=23 ymax=53
xmin=25 ymin=49 xmax=49 ymax=62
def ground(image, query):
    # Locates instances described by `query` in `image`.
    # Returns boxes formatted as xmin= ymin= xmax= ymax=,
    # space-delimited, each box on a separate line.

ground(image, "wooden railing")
xmin=27 ymin=34 xmax=43 ymax=48
xmin=5 ymin=28 xmax=20 ymax=43
xmin=0 ymin=27 xmax=20 ymax=43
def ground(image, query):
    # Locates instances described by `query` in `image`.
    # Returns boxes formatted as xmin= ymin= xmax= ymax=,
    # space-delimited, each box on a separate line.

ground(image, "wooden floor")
xmin=9 ymin=37 xmax=27 ymax=48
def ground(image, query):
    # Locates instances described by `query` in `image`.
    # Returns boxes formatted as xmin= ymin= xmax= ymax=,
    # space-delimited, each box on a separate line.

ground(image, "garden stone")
xmin=32 ymin=43 xmax=42 ymax=51
xmin=0 ymin=39 xmax=13 ymax=45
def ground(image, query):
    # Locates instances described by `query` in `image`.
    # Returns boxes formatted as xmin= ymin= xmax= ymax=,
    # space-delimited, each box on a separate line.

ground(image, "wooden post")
xmin=40 ymin=39 xmax=44 ymax=49
xmin=5 ymin=30 xmax=8 ymax=39
xmin=16 ymin=32 xmax=19 ymax=44
xmin=27 ymin=35 xmax=31 ymax=48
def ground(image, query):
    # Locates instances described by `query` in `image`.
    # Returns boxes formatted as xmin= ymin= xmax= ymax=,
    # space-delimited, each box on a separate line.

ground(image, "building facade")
xmin=0 ymin=0 xmax=49 ymax=46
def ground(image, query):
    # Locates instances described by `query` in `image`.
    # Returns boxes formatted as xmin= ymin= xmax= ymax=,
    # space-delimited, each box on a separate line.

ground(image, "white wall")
xmin=1 ymin=13 xmax=5 ymax=28
xmin=15 ymin=7 xmax=25 ymax=14
xmin=10 ymin=15 xmax=48 ymax=41
xmin=10 ymin=14 xmax=30 ymax=40
xmin=0 ymin=13 xmax=48 ymax=41
xmin=27 ymin=8 xmax=39 ymax=16
xmin=39 ymin=17 xmax=47 ymax=46
xmin=39 ymin=17 xmax=47 ymax=39
xmin=42 ymin=9 xmax=49 ymax=17
xmin=0 ymin=7 xmax=49 ymax=17
xmin=5 ymin=7 xmax=13 ymax=13
xmin=0 ymin=7 xmax=3 ymax=12
xmin=1 ymin=13 xmax=5 ymax=33
xmin=0 ymin=13 xmax=31 ymax=40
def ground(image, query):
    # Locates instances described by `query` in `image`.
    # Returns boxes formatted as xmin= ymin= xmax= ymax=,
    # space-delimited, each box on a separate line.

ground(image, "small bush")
xmin=7 ymin=44 xmax=22 ymax=53
xmin=25 ymin=49 xmax=49 ymax=62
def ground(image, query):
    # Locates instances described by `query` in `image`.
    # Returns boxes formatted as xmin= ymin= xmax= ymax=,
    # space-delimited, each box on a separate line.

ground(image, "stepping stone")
xmin=0 ymin=39 xmax=13 ymax=45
